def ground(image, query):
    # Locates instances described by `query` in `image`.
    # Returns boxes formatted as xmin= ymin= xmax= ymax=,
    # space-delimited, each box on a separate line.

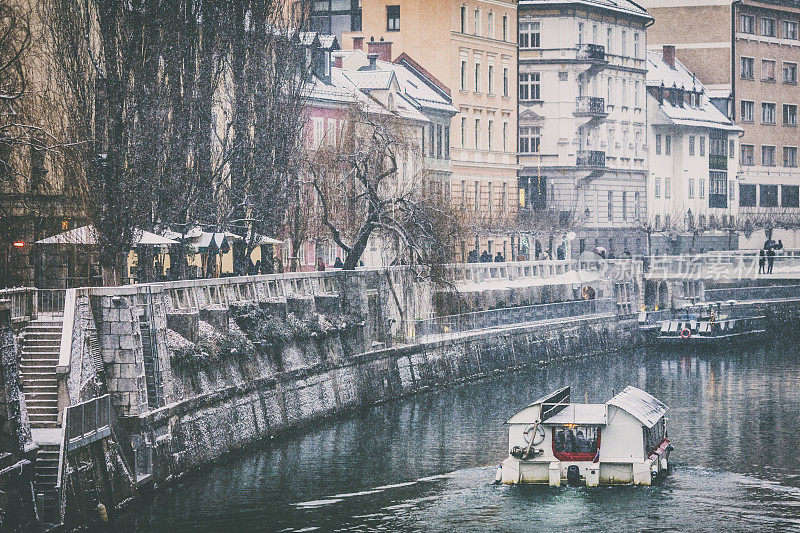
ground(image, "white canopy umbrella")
xmin=36 ymin=225 xmax=179 ymax=246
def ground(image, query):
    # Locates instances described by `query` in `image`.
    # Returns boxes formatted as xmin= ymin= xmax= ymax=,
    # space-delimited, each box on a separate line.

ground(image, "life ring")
xmin=523 ymin=423 xmax=545 ymax=445
xmin=680 ymin=328 xmax=692 ymax=339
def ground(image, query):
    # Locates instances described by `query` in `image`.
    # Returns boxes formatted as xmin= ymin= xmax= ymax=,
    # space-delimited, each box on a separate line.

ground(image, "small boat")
xmin=655 ymin=306 xmax=765 ymax=345
xmin=497 ymin=386 xmax=672 ymax=486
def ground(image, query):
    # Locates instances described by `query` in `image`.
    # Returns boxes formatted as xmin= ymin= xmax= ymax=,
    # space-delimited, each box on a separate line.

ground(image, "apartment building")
xmin=647 ymin=46 xmax=742 ymax=254
xmin=342 ymin=0 xmax=519 ymax=262
xmin=643 ymin=0 xmax=800 ymax=236
xmin=517 ymin=0 xmax=653 ymax=258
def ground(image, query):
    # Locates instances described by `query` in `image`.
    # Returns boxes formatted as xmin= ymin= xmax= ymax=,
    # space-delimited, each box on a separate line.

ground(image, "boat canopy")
xmin=606 ymin=386 xmax=668 ymax=428
xmin=543 ymin=404 xmax=606 ymax=425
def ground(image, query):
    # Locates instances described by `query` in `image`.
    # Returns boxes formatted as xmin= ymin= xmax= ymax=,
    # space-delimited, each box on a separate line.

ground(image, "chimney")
xmin=367 ymin=53 xmax=378 ymax=70
xmin=662 ymin=45 xmax=676 ymax=68
xmin=367 ymin=37 xmax=393 ymax=62
xmin=353 ymin=36 xmax=364 ymax=50
xmin=334 ymin=56 xmax=342 ymax=68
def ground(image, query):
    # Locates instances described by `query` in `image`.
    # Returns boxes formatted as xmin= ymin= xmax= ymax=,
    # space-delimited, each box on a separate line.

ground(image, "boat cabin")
xmin=499 ymin=386 xmax=671 ymax=486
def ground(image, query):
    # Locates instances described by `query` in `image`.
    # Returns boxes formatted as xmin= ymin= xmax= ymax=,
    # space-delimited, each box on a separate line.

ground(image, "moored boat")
xmin=498 ymin=386 xmax=671 ymax=486
xmin=655 ymin=306 xmax=765 ymax=345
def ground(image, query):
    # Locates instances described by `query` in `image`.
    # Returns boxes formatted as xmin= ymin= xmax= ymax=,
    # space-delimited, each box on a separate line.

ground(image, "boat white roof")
xmin=607 ymin=386 xmax=668 ymax=428
xmin=545 ymin=404 xmax=607 ymax=425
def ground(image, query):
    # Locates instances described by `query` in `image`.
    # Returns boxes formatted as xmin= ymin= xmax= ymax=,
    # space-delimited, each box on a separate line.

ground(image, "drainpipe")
xmin=731 ymin=1 xmax=740 ymax=121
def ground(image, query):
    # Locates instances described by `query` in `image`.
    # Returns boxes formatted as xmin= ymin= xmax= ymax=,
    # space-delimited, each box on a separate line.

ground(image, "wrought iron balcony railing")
xmin=576 ymin=150 xmax=606 ymax=168
xmin=575 ymin=96 xmax=607 ymax=116
xmin=576 ymin=43 xmax=606 ymax=62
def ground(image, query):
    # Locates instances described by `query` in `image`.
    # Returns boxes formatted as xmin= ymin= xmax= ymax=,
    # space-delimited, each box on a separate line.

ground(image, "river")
xmin=119 ymin=345 xmax=800 ymax=532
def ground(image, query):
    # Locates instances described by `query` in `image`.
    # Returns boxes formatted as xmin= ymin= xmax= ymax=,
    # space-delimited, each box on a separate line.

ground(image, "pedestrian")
xmin=480 ymin=250 xmax=491 ymax=262
xmin=777 ymin=239 xmax=784 ymax=250
xmin=467 ymin=250 xmax=478 ymax=263
xmin=759 ymin=249 xmax=766 ymax=274
xmin=494 ymin=251 xmax=504 ymax=262
xmin=316 ymin=257 xmax=326 ymax=271
xmin=767 ymin=248 xmax=775 ymax=274
xmin=333 ymin=256 xmax=344 ymax=269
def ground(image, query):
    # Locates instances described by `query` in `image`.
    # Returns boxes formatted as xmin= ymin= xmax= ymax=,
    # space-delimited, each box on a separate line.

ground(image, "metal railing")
xmin=575 ymin=96 xmax=606 ymax=115
xmin=413 ymin=298 xmax=615 ymax=338
xmin=0 ymin=287 xmax=35 ymax=322
xmin=576 ymin=43 xmax=605 ymax=61
xmin=65 ymin=394 xmax=111 ymax=452
xmin=576 ymin=150 xmax=606 ymax=168
xmin=37 ymin=289 xmax=66 ymax=316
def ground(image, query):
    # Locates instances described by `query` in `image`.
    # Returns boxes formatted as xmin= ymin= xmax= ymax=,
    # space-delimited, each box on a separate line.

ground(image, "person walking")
xmin=316 ymin=257 xmax=326 ymax=271
xmin=333 ymin=256 xmax=344 ymax=269
xmin=494 ymin=251 xmax=504 ymax=262
xmin=767 ymin=248 xmax=776 ymax=274
xmin=759 ymin=249 xmax=766 ymax=274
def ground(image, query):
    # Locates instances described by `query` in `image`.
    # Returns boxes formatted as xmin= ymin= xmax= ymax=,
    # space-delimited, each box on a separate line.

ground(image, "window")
xmin=622 ymin=191 xmax=628 ymax=220
xmin=461 ymin=60 xmax=467 ymax=90
xmin=474 ymin=181 xmax=479 ymax=211
xmin=762 ymin=17 xmax=776 ymax=37
xmin=578 ymin=22 xmax=583 ymax=45
xmin=621 ymin=79 xmax=627 ymax=107
xmin=699 ymin=178 xmax=705 ymax=198
xmin=741 ymin=100 xmax=755 ymax=122
xmin=762 ymin=102 xmax=776 ymax=124
xmin=502 ymin=122 xmax=508 ymax=151
xmin=760 ymin=184 xmax=778 ymax=206
xmin=700 ymin=136 xmax=706 ymax=156
xmin=488 ymin=182 xmax=493 ymax=214
xmin=502 ymin=15 xmax=508 ymax=41
xmin=783 ymin=185 xmax=800 ymax=207
xmin=519 ymin=72 xmax=540 ymax=101
xmin=437 ymin=124 xmax=443 ymax=158
xmin=428 ymin=124 xmax=435 ymax=156
xmin=519 ymin=21 xmax=541 ymax=49
xmin=460 ymin=5 xmax=466 ymax=33
xmin=503 ymin=67 xmax=509 ymax=97
xmin=741 ymin=57 xmax=754 ymax=79
xmin=762 ymin=145 xmax=776 ymax=166
xmin=607 ymin=27 xmax=612 ymax=53
xmin=654 ymin=214 xmax=661 ymax=230
xmin=741 ymin=144 xmax=754 ymax=165
xmin=689 ymin=178 xmax=695 ymax=198
xmin=553 ymin=425 xmax=599 ymax=460
xmin=665 ymin=178 xmax=671 ymax=198
xmin=444 ymin=126 xmax=450 ymax=159
xmin=461 ymin=116 xmax=466 ymax=148
xmin=474 ymin=8 xmax=480 ymax=35
xmin=785 ymin=146 xmax=798 ymax=167
xmin=386 ymin=5 xmax=400 ymax=31
xmin=710 ymin=171 xmax=728 ymax=208
xmin=502 ymin=182 xmax=507 ymax=212
xmin=730 ymin=181 xmax=736 ymax=201
xmin=518 ymin=126 xmax=541 ymax=153
xmin=475 ymin=118 xmax=480 ymax=149
xmin=607 ymin=191 xmax=613 ymax=220
xmin=621 ymin=30 xmax=627 ymax=56
xmin=488 ymin=12 xmax=494 ymax=39
xmin=634 ymin=32 xmax=639 ymax=58
xmin=689 ymin=136 xmax=695 ymax=156
xmin=784 ymin=104 xmax=797 ymax=126
xmin=741 ymin=14 xmax=755 ymax=34
xmin=655 ymin=134 xmax=662 ymax=155
xmin=488 ymin=65 xmax=494 ymax=94
xmin=785 ymin=20 xmax=798 ymax=40
xmin=762 ymin=59 xmax=776 ymax=81
xmin=784 ymin=63 xmax=798 ymax=84
xmin=730 ymin=139 xmax=735 ymax=159
xmin=665 ymin=135 xmax=672 ymax=155
xmin=634 ymin=192 xmax=640 ymax=220
xmin=475 ymin=62 xmax=481 ymax=92
xmin=487 ymin=120 xmax=493 ymax=151
xmin=740 ymin=184 xmax=757 ymax=206
xmin=655 ymin=178 xmax=661 ymax=198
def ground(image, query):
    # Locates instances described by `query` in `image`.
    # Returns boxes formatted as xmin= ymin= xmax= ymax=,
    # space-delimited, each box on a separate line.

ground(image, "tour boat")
xmin=497 ymin=386 xmax=671 ymax=486
xmin=655 ymin=307 xmax=766 ymax=345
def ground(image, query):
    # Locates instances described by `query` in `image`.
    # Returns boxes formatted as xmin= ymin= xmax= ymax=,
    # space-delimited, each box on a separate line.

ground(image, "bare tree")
xmin=307 ymin=106 xmax=462 ymax=271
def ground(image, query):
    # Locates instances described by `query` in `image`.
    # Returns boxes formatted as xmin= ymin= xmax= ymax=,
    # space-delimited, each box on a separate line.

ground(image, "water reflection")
xmin=119 ymin=345 xmax=800 ymax=531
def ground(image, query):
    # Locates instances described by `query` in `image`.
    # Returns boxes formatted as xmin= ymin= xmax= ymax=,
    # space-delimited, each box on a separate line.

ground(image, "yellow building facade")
xmin=344 ymin=0 xmax=519 ymax=261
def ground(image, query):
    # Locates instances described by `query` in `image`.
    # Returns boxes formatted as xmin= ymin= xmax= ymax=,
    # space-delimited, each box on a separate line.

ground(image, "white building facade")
xmin=517 ymin=0 xmax=653 ymax=258
xmin=646 ymin=46 xmax=742 ymax=254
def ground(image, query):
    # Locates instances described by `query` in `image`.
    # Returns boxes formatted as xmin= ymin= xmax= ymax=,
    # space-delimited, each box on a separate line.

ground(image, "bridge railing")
xmin=413 ymin=298 xmax=616 ymax=339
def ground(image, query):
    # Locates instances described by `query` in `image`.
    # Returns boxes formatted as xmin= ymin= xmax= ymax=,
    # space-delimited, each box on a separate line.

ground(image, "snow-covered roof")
xmin=607 ymin=386 xmax=668 ymax=428
xmin=341 ymin=69 xmax=396 ymax=91
xmin=647 ymin=50 xmax=742 ymax=132
xmin=520 ymin=0 xmax=652 ymax=21
xmin=545 ymin=404 xmax=607 ymax=425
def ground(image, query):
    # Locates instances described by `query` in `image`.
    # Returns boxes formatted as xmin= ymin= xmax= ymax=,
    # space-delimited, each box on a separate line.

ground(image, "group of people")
xmin=758 ymin=238 xmax=784 ymax=274
xmin=553 ymin=427 xmax=597 ymax=454
xmin=467 ymin=250 xmax=505 ymax=263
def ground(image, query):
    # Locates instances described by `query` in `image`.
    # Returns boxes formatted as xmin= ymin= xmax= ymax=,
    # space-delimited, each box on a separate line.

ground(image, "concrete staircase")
xmin=20 ymin=319 xmax=62 ymax=428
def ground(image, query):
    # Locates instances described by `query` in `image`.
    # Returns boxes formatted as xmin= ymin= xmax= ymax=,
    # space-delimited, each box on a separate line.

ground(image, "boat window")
xmin=660 ymin=322 xmax=670 ymax=333
xmin=553 ymin=425 xmax=600 ymax=460
xmin=699 ymin=322 xmax=710 ymax=333
xmin=668 ymin=321 xmax=679 ymax=333
xmin=644 ymin=418 xmax=666 ymax=455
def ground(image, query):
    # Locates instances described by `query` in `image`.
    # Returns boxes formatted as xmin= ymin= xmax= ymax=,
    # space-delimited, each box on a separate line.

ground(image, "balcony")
xmin=576 ymin=43 xmax=606 ymax=62
xmin=576 ymin=150 xmax=606 ymax=168
xmin=574 ymin=96 xmax=607 ymax=118
xmin=709 ymin=154 xmax=728 ymax=170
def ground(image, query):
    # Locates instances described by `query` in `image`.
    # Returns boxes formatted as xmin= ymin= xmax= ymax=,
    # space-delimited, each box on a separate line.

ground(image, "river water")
xmin=119 ymin=345 xmax=800 ymax=532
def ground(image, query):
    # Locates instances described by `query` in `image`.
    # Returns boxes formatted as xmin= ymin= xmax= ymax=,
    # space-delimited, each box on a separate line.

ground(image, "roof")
xmin=647 ymin=50 xmax=742 ymax=132
xmin=546 ymin=404 xmax=607 ymax=425
xmin=520 ymin=0 xmax=652 ymax=21
xmin=607 ymin=386 xmax=668 ymax=428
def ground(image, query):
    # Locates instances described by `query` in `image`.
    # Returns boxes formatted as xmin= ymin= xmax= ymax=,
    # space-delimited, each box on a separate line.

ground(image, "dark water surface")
xmin=119 ymin=346 xmax=800 ymax=532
